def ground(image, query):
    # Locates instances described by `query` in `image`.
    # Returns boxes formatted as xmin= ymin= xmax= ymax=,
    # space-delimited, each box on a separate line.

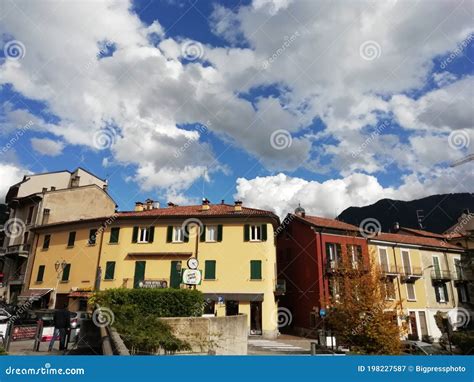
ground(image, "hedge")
xmin=92 ymin=288 xmax=204 ymax=317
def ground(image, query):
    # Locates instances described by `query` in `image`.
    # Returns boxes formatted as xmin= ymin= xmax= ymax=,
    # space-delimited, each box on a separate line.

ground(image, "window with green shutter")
xmin=67 ymin=232 xmax=76 ymax=247
xmin=88 ymin=229 xmax=98 ymax=245
xmin=205 ymin=260 xmax=216 ymax=280
xmin=36 ymin=265 xmax=45 ymax=282
xmin=217 ymin=225 xmax=223 ymax=242
xmin=42 ymin=234 xmax=51 ymax=249
xmin=61 ymin=264 xmax=71 ymax=281
xmin=109 ymin=227 xmax=120 ymax=243
xmin=104 ymin=261 xmax=116 ymax=280
xmin=250 ymin=260 xmax=262 ymax=280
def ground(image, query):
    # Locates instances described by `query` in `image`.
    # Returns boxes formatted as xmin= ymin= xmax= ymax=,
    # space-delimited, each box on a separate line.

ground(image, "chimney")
xmin=167 ymin=202 xmax=176 ymax=207
xmin=103 ymin=184 xmax=108 ymax=192
xmin=135 ymin=202 xmax=144 ymax=212
xmin=295 ymin=203 xmax=306 ymax=218
xmin=202 ymin=198 xmax=210 ymax=211
xmin=145 ymin=199 xmax=153 ymax=210
xmin=392 ymin=222 xmax=400 ymax=232
xmin=42 ymin=209 xmax=50 ymax=225
xmin=221 ymin=199 xmax=225 ymax=205
xmin=234 ymin=200 xmax=243 ymax=212
xmin=152 ymin=201 xmax=160 ymax=209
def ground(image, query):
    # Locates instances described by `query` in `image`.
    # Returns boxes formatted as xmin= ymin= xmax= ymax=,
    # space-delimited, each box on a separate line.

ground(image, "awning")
xmin=68 ymin=291 xmax=93 ymax=298
xmin=18 ymin=289 xmax=52 ymax=300
xmin=203 ymin=293 xmax=264 ymax=302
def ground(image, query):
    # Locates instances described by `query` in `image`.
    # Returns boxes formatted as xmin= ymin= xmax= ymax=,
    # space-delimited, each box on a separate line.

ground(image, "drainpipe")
xmin=391 ymin=245 xmax=404 ymax=313
xmin=94 ymin=222 xmax=106 ymax=292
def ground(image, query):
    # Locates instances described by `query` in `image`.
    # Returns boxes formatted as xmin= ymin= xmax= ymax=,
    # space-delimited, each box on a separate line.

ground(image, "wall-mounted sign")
xmin=138 ymin=280 xmax=168 ymax=289
xmin=182 ymin=269 xmax=202 ymax=285
xmin=187 ymin=258 xmax=199 ymax=270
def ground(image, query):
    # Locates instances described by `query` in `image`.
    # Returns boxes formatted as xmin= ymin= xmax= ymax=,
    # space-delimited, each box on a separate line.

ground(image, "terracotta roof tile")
xmin=371 ymin=232 xmax=462 ymax=250
xmin=397 ymin=227 xmax=447 ymax=239
xmin=118 ymin=204 xmax=278 ymax=219
xmin=296 ymin=214 xmax=360 ymax=231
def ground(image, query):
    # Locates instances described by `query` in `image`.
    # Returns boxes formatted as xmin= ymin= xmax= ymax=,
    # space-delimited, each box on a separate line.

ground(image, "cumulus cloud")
xmin=30 ymin=138 xmax=65 ymax=156
xmin=235 ymin=167 xmax=474 ymax=218
xmin=0 ymin=162 xmax=27 ymax=202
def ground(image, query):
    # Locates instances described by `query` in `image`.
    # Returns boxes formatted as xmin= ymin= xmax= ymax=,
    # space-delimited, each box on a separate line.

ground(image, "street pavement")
xmin=248 ymin=334 xmax=312 ymax=355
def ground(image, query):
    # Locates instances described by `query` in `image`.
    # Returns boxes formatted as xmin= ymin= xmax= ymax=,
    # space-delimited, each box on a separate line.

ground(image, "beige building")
xmin=0 ymin=168 xmax=115 ymax=303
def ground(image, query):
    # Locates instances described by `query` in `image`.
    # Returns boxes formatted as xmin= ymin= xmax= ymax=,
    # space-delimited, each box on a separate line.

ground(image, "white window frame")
xmin=432 ymin=255 xmax=441 ymax=276
xmin=385 ymin=278 xmax=396 ymax=300
xmin=453 ymin=257 xmax=463 ymax=279
xmin=378 ymin=246 xmax=390 ymax=272
xmin=406 ymin=283 xmax=417 ymax=301
xmin=250 ymin=225 xmax=262 ymax=242
xmin=206 ymin=225 xmax=217 ymax=242
xmin=173 ymin=226 xmax=184 ymax=243
xmin=436 ymin=284 xmax=447 ymax=303
xmin=138 ymin=227 xmax=149 ymax=243
xmin=401 ymin=249 xmax=412 ymax=275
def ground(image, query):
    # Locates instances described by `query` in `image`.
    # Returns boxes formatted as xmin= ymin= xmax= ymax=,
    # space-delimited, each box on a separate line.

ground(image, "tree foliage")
xmin=325 ymin=253 xmax=402 ymax=354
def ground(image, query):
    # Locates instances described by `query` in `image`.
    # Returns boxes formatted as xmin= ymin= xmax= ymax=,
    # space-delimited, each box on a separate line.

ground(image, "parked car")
xmin=69 ymin=311 xmax=90 ymax=342
xmin=402 ymin=340 xmax=449 ymax=355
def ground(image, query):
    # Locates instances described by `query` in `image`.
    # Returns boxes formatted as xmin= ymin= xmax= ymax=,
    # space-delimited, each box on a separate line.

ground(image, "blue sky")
xmin=0 ymin=0 xmax=472 ymax=217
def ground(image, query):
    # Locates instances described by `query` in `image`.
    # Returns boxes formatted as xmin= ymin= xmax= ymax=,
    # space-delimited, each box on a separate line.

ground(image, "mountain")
xmin=337 ymin=193 xmax=474 ymax=234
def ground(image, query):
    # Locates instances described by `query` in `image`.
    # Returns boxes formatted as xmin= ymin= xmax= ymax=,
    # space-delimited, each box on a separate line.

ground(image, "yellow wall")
xmin=29 ymin=218 xmax=279 ymax=338
xmin=29 ymin=225 xmax=102 ymax=295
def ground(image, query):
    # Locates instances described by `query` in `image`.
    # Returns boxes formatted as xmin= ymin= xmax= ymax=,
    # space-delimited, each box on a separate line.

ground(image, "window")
xmin=432 ymin=256 xmax=441 ymax=278
xmin=42 ymin=234 xmax=51 ymax=250
xmin=385 ymin=279 xmax=396 ymax=300
xmin=326 ymin=243 xmax=342 ymax=268
xmin=61 ymin=264 xmax=71 ymax=281
xmin=67 ymin=231 xmax=76 ymax=247
xmin=203 ymin=300 xmax=215 ymax=315
xmin=250 ymin=260 xmax=262 ymax=280
xmin=454 ymin=259 xmax=463 ymax=279
xmin=458 ymin=285 xmax=468 ymax=303
xmin=329 ymin=278 xmax=340 ymax=301
xmin=406 ymin=283 xmax=416 ymax=301
xmin=109 ymin=227 xmax=120 ymax=243
xmin=26 ymin=206 xmax=34 ymax=224
xmin=104 ymin=261 xmax=116 ymax=280
xmin=206 ymin=226 xmax=217 ymax=242
xmin=173 ymin=226 xmax=184 ymax=243
xmin=244 ymin=224 xmax=267 ymax=242
xmin=378 ymin=247 xmax=389 ymax=272
xmin=36 ymin=265 xmax=45 ymax=282
xmin=435 ymin=284 xmax=448 ymax=303
xmin=23 ymin=231 xmax=29 ymax=244
xmin=204 ymin=260 xmax=216 ymax=280
xmin=133 ymin=226 xmax=155 ymax=243
xmin=348 ymin=245 xmax=363 ymax=269
xmin=401 ymin=250 xmax=412 ymax=274
xmin=88 ymin=229 xmax=98 ymax=245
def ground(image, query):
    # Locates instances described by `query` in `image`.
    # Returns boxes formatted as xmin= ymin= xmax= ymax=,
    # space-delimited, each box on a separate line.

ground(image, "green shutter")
xmin=67 ymin=232 xmax=76 ymax=247
xmin=110 ymin=227 xmax=120 ymax=243
xmin=36 ymin=265 xmax=45 ymax=282
xmin=105 ymin=261 xmax=116 ymax=280
xmin=62 ymin=264 xmax=71 ymax=281
xmin=200 ymin=225 xmax=206 ymax=242
xmin=261 ymin=224 xmax=267 ymax=241
xmin=166 ymin=226 xmax=173 ymax=243
xmin=148 ymin=226 xmax=155 ymax=243
xmin=244 ymin=224 xmax=250 ymax=242
xmin=183 ymin=225 xmax=189 ymax=242
xmin=250 ymin=260 xmax=262 ymax=280
xmin=217 ymin=225 xmax=223 ymax=242
xmin=89 ymin=229 xmax=97 ymax=245
xmin=132 ymin=226 xmax=139 ymax=243
xmin=205 ymin=260 xmax=216 ymax=279
xmin=443 ymin=284 xmax=449 ymax=302
xmin=133 ymin=261 xmax=146 ymax=288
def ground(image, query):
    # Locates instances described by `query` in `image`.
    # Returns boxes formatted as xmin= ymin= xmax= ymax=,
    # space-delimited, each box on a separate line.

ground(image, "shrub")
xmin=451 ymin=331 xmax=474 ymax=355
xmin=92 ymin=288 xmax=204 ymax=317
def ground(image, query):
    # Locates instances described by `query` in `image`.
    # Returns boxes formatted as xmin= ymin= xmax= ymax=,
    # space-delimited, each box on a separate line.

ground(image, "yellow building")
xmin=26 ymin=200 xmax=281 ymax=338
xmin=369 ymin=231 xmax=466 ymax=341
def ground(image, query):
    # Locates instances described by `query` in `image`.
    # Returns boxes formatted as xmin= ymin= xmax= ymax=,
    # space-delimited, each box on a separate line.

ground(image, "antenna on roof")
xmin=416 ymin=209 xmax=425 ymax=229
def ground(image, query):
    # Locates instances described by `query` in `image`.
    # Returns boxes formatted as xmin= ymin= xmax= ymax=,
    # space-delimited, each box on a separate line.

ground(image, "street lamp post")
xmin=50 ymin=260 xmax=67 ymax=309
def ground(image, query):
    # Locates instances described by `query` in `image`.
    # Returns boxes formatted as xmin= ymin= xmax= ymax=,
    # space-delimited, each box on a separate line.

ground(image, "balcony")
xmin=274 ymin=279 xmax=286 ymax=296
xmin=380 ymin=265 xmax=399 ymax=279
xmin=453 ymin=272 xmax=473 ymax=285
xmin=8 ymin=272 xmax=25 ymax=285
xmin=6 ymin=243 xmax=31 ymax=257
xmin=400 ymin=266 xmax=422 ymax=283
xmin=326 ymin=261 xmax=369 ymax=275
xmin=431 ymin=270 xmax=452 ymax=282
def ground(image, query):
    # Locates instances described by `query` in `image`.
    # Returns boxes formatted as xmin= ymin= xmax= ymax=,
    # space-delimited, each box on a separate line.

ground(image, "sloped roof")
xmin=372 ymin=232 xmax=462 ymax=251
xmin=397 ymin=227 xmax=447 ymax=239
xmin=295 ymin=214 xmax=360 ymax=231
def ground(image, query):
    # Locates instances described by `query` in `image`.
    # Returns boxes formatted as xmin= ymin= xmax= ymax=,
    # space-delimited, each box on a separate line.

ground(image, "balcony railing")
xmin=326 ymin=260 xmax=368 ymax=274
xmin=8 ymin=273 xmax=25 ymax=283
xmin=453 ymin=272 xmax=473 ymax=283
xmin=400 ymin=267 xmax=422 ymax=283
xmin=380 ymin=265 xmax=399 ymax=277
xmin=431 ymin=269 xmax=452 ymax=282
xmin=6 ymin=243 xmax=31 ymax=257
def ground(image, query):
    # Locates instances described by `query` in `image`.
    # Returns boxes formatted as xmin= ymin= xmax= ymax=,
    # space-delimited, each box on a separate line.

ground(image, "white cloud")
xmin=0 ymin=162 xmax=27 ymax=202
xmin=30 ymin=138 xmax=65 ymax=156
xmin=235 ymin=166 xmax=474 ymax=218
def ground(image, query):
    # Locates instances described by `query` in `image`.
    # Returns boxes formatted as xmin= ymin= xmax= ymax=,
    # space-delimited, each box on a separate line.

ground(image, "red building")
xmin=276 ymin=206 xmax=369 ymax=336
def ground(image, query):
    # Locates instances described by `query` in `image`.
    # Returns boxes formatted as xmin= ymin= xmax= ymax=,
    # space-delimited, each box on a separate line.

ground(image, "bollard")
xmin=310 ymin=342 xmax=317 ymax=355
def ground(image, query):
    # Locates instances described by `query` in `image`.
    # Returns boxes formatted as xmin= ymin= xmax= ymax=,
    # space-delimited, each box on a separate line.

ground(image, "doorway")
xmin=250 ymin=301 xmax=262 ymax=335
xmin=133 ymin=261 xmax=146 ymax=288
xmin=409 ymin=311 xmax=419 ymax=340
xmin=170 ymin=261 xmax=182 ymax=289
xmin=225 ymin=300 xmax=239 ymax=316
